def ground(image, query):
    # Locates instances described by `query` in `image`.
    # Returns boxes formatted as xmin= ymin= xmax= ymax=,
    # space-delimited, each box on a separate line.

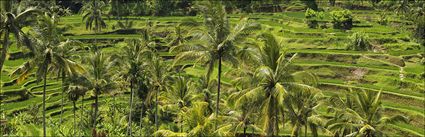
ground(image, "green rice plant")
xmin=346 ymin=32 xmax=372 ymax=51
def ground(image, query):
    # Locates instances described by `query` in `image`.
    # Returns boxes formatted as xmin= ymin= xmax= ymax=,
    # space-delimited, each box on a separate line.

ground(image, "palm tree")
xmin=146 ymin=54 xmax=171 ymax=131
xmin=172 ymin=1 xmax=260 ymax=128
xmin=56 ymin=40 xmax=84 ymax=124
xmin=11 ymin=15 xmax=84 ymax=137
xmin=216 ymin=103 xmax=263 ymax=136
xmin=113 ymin=39 xmax=152 ymax=136
xmin=284 ymin=86 xmax=324 ymax=137
xmin=166 ymin=18 xmax=198 ymax=47
xmin=67 ymin=84 xmax=88 ymax=137
xmin=162 ymin=74 xmax=198 ymax=132
xmin=37 ymin=13 xmax=84 ymax=124
xmin=326 ymin=89 xmax=409 ymax=137
xmin=0 ymin=0 xmax=39 ymax=75
xmin=30 ymin=13 xmax=84 ymax=125
xmin=231 ymin=33 xmax=320 ymax=136
xmin=83 ymin=49 xmax=115 ymax=129
xmin=154 ymin=101 xmax=218 ymax=137
xmin=80 ymin=0 xmax=107 ymax=34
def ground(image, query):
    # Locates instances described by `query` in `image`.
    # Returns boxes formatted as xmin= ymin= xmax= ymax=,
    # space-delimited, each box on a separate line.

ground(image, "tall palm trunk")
xmin=243 ymin=125 xmax=247 ymax=137
xmin=112 ymin=94 xmax=116 ymax=124
xmin=291 ymin=122 xmax=300 ymax=137
xmin=60 ymin=71 xmax=66 ymax=124
xmin=155 ymin=87 xmax=159 ymax=131
xmin=127 ymin=81 xmax=134 ymax=136
xmin=139 ymin=103 xmax=144 ymax=136
xmin=93 ymin=88 xmax=99 ymax=128
xmin=73 ymin=101 xmax=77 ymax=137
xmin=215 ymin=55 xmax=222 ymax=130
xmin=305 ymin=116 xmax=308 ymax=137
xmin=0 ymin=30 xmax=7 ymax=114
xmin=281 ymin=109 xmax=285 ymax=134
xmin=275 ymin=103 xmax=279 ymax=136
xmin=80 ymin=95 xmax=84 ymax=137
xmin=42 ymin=67 xmax=47 ymax=137
xmin=206 ymin=60 xmax=214 ymax=83
xmin=0 ymin=30 xmax=9 ymax=76
xmin=179 ymin=107 xmax=183 ymax=133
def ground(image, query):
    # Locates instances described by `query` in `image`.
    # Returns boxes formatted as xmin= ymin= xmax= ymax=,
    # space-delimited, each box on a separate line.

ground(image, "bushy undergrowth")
xmin=346 ymin=32 xmax=372 ymax=51
xmin=330 ymin=9 xmax=353 ymax=30
xmin=304 ymin=8 xmax=324 ymax=28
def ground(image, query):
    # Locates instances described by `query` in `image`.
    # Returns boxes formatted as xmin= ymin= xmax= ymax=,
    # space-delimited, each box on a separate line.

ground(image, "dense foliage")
xmin=304 ymin=8 xmax=323 ymax=28
xmin=330 ymin=9 xmax=353 ymax=30
xmin=0 ymin=0 xmax=424 ymax=137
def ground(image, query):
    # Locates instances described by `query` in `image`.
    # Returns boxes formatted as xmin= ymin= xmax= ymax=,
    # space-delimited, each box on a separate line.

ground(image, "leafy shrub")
xmin=378 ymin=13 xmax=388 ymax=25
xmin=413 ymin=16 xmax=425 ymax=45
xmin=330 ymin=10 xmax=353 ymax=29
xmin=346 ymin=32 xmax=372 ymax=51
xmin=305 ymin=8 xmax=324 ymax=28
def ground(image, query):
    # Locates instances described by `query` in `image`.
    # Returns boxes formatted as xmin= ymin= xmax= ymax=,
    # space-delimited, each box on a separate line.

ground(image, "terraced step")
xmin=390 ymin=123 xmax=424 ymax=137
xmin=319 ymin=80 xmax=424 ymax=101
xmin=293 ymin=60 xmax=400 ymax=72
xmin=65 ymin=34 xmax=141 ymax=40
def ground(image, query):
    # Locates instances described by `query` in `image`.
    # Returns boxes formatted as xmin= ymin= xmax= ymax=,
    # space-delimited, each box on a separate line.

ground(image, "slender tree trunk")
xmin=291 ymin=122 xmax=300 ymax=137
xmin=215 ymin=55 xmax=222 ymax=130
xmin=274 ymin=99 xmax=279 ymax=136
xmin=139 ymin=103 xmax=144 ymax=136
xmin=60 ymin=71 xmax=66 ymax=125
xmin=127 ymin=81 xmax=134 ymax=136
xmin=80 ymin=96 xmax=83 ymax=136
xmin=252 ymin=125 xmax=254 ymax=135
xmin=275 ymin=104 xmax=279 ymax=136
xmin=111 ymin=95 xmax=115 ymax=124
xmin=281 ymin=110 xmax=285 ymax=133
xmin=205 ymin=60 xmax=214 ymax=84
xmin=93 ymin=88 xmax=99 ymax=128
xmin=243 ymin=126 xmax=247 ymax=137
xmin=42 ymin=68 xmax=47 ymax=137
xmin=155 ymin=87 xmax=159 ymax=131
xmin=305 ymin=114 xmax=308 ymax=137
xmin=73 ymin=101 xmax=76 ymax=137
xmin=179 ymin=107 xmax=183 ymax=133
xmin=0 ymin=31 xmax=9 ymax=112
xmin=0 ymin=30 xmax=9 ymax=74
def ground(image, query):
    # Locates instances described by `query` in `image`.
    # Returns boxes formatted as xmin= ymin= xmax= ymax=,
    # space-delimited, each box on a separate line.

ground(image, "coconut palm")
xmin=82 ymin=49 xmax=115 ymax=129
xmin=29 ymin=13 xmax=84 ymax=125
xmin=172 ymin=1 xmax=260 ymax=127
xmin=231 ymin=33 xmax=320 ymax=136
xmin=166 ymin=18 xmax=198 ymax=47
xmin=80 ymin=0 xmax=107 ymax=33
xmin=0 ymin=0 xmax=39 ymax=75
xmin=11 ymin=15 xmax=84 ymax=137
xmin=216 ymin=103 xmax=263 ymax=136
xmin=146 ymin=54 xmax=171 ymax=131
xmin=284 ymin=86 xmax=325 ymax=137
xmin=67 ymin=84 xmax=88 ymax=137
xmin=38 ymin=13 xmax=84 ymax=124
xmin=326 ymin=89 xmax=409 ymax=137
xmin=113 ymin=39 xmax=152 ymax=136
xmin=162 ymin=74 xmax=199 ymax=132
xmin=154 ymin=101 xmax=218 ymax=137
xmin=55 ymin=39 xmax=84 ymax=124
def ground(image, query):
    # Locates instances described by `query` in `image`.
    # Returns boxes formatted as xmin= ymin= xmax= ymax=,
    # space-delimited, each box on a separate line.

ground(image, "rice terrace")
xmin=0 ymin=0 xmax=424 ymax=136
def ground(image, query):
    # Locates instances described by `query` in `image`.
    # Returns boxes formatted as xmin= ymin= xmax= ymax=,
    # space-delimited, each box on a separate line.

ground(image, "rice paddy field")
xmin=0 ymin=0 xmax=424 ymax=136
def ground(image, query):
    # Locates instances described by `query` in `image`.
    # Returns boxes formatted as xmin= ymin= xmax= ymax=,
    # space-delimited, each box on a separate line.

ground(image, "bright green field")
xmin=1 ymin=6 xmax=424 ymax=137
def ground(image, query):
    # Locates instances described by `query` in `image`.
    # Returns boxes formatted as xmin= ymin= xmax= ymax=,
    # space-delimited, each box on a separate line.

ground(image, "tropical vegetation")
xmin=0 ymin=0 xmax=423 ymax=137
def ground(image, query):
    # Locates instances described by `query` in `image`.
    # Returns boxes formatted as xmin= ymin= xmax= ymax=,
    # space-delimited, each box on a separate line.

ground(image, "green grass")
xmin=2 ymin=10 xmax=423 ymax=136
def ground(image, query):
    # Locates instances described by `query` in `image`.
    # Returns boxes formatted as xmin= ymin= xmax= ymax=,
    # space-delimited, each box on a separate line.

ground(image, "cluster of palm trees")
xmin=1 ymin=1 xmax=410 ymax=137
